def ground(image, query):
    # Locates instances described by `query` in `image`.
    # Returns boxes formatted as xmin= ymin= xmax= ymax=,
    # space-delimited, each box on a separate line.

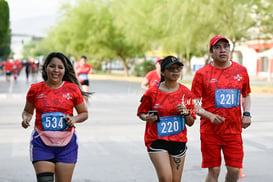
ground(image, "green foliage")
xmin=133 ymin=60 xmax=155 ymax=77
xmin=89 ymin=59 xmax=102 ymax=71
xmin=0 ymin=0 xmax=11 ymax=59
xmin=35 ymin=0 xmax=146 ymax=76
xmin=22 ymin=41 xmax=42 ymax=58
xmin=254 ymin=0 xmax=273 ymax=38
xmin=27 ymin=0 xmax=273 ymax=76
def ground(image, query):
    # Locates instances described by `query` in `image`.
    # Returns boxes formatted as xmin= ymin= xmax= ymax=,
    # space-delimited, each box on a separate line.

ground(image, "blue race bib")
xmin=157 ymin=115 xmax=185 ymax=137
xmin=41 ymin=112 xmax=69 ymax=131
xmin=215 ymin=89 xmax=240 ymax=108
xmin=79 ymin=73 xmax=88 ymax=80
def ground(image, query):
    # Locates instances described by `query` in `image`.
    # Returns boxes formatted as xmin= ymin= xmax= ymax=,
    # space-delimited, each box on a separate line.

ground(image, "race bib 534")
xmin=41 ymin=112 xmax=69 ymax=131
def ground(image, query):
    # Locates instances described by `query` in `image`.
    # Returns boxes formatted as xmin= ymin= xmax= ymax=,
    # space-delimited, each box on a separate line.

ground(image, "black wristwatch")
xmin=243 ymin=112 xmax=251 ymax=117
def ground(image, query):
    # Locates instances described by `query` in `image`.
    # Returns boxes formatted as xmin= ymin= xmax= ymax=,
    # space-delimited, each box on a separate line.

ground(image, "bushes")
xmin=133 ymin=60 xmax=155 ymax=77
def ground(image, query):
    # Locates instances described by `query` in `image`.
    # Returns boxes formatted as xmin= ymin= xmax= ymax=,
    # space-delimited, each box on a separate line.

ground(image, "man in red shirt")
xmin=141 ymin=57 xmax=162 ymax=91
xmin=191 ymin=35 xmax=251 ymax=182
xmin=4 ymin=59 xmax=13 ymax=82
xmin=13 ymin=60 xmax=23 ymax=80
xmin=74 ymin=55 xmax=93 ymax=102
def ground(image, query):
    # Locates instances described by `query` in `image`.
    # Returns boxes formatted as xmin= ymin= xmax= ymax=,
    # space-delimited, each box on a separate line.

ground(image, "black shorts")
xmin=80 ymin=80 xmax=89 ymax=86
xmin=148 ymin=139 xmax=187 ymax=158
xmin=6 ymin=71 xmax=11 ymax=76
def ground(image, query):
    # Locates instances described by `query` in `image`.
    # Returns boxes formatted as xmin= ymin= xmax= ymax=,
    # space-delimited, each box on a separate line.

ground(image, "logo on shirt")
xmin=209 ymin=78 xmax=218 ymax=83
xmin=234 ymin=74 xmax=242 ymax=81
xmin=63 ymin=93 xmax=72 ymax=100
xmin=153 ymin=104 xmax=161 ymax=109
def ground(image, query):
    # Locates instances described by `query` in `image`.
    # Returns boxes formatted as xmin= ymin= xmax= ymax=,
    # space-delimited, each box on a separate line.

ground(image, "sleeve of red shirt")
xmin=145 ymin=71 xmax=153 ymax=80
xmin=137 ymin=89 xmax=153 ymax=116
xmin=191 ymin=71 xmax=203 ymax=99
xmin=72 ymin=84 xmax=84 ymax=105
xmin=26 ymin=84 xmax=37 ymax=104
xmin=242 ymin=67 xmax=251 ymax=97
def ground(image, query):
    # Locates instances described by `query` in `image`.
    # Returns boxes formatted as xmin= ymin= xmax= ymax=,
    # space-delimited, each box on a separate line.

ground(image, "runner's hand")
xmin=21 ymin=120 xmax=30 ymax=128
xmin=176 ymin=104 xmax=189 ymax=115
xmin=21 ymin=111 xmax=32 ymax=128
xmin=209 ymin=114 xmax=225 ymax=125
xmin=63 ymin=116 xmax=76 ymax=127
xmin=242 ymin=116 xmax=251 ymax=129
xmin=145 ymin=114 xmax=158 ymax=123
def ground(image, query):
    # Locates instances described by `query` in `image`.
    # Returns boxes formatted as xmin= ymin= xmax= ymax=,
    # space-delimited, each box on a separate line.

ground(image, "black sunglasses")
xmin=166 ymin=66 xmax=183 ymax=72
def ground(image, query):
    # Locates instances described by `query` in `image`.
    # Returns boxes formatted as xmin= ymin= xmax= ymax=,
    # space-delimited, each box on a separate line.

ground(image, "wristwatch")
xmin=243 ymin=112 xmax=251 ymax=117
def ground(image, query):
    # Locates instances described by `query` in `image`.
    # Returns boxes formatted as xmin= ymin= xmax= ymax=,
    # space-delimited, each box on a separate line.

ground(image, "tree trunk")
xmin=186 ymin=49 xmax=191 ymax=74
xmin=231 ymin=40 xmax=236 ymax=60
xmin=121 ymin=57 xmax=129 ymax=77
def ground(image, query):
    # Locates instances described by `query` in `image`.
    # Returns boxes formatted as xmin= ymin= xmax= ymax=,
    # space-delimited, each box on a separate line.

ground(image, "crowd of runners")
xmin=0 ymin=35 xmax=253 ymax=182
xmin=0 ymin=58 xmax=39 ymax=82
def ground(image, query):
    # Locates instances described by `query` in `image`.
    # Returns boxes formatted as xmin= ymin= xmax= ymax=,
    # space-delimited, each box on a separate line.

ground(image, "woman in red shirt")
xmin=137 ymin=56 xmax=196 ymax=182
xmin=21 ymin=52 xmax=91 ymax=182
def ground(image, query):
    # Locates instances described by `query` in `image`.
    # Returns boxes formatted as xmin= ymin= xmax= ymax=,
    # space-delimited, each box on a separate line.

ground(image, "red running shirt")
xmin=26 ymin=81 xmax=84 ymax=131
xmin=137 ymin=84 xmax=196 ymax=149
xmin=4 ymin=61 xmax=13 ymax=72
xmin=145 ymin=70 xmax=161 ymax=88
xmin=191 ymin=61 xmax=251 ymax=134
xmin=74 ymin=64 xmax=92 ymax=82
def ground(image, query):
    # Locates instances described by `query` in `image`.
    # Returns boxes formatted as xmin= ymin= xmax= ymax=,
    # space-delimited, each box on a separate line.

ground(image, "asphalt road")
xmin=0 ymin=73 xmax=272 ymax=182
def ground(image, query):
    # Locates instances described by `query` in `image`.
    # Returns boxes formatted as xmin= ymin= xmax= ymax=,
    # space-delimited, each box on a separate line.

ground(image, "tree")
xmin=38 ymin=0 xmax=145 ymax=76
xmin=253 ymin=0 xmax=273 ymax=39
xmin=114 ymin=0 xmax=267 ymax=69
xmin=29 ymin=0 xmax=273 ymax=76
xmin=0 ymin=0 xmax=11 ymax=59
xmin=113 ymin=0 xmax=214 ymax=72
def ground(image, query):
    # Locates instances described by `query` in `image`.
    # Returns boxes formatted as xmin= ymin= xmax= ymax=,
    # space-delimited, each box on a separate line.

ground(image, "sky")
xmin=7 ymin=0 xmax=73 ymax=36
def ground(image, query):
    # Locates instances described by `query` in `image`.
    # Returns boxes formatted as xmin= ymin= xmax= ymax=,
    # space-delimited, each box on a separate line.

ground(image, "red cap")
xmin=155 ymin=57 xmax=162 ymax=64
xmin=209 ymin=35 xmax=229 ymax=49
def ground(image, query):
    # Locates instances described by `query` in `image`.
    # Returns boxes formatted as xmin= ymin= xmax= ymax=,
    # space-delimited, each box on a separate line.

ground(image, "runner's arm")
xmin=184 ymin=114 xmax=194 ymax=126
xmin=242 ymin=94 xmax=251 ymax=113
xmin=193 ymin=98 xmax=225 ymax=125
xmin=176 ymin=104 xmax=195 ymax=126
xmin=21 ymin=101 xmax=34 ymax=128
xmin=72 ymin=102 xmax=88 ymax=124
xmin=141 ymin=78 xmax=149 ymax=91
xmin=241 ymin=94 xmax=251 ymax=129
xmin=138 ymin=113 xmax=158 ymax=123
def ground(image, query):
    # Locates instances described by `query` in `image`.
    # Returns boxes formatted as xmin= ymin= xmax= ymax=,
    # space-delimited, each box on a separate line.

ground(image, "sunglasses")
xmin=166 ymin=66 xmax=183 ymax=72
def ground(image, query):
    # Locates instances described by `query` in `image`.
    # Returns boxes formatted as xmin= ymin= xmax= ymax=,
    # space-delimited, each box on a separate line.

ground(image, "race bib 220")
xmin=157 ymin=115 xmax=185 ymax=137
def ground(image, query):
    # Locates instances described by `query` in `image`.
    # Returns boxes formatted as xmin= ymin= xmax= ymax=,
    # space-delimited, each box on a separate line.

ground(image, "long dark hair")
xmin=42 ymin=52 xmax=92 ymax=97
